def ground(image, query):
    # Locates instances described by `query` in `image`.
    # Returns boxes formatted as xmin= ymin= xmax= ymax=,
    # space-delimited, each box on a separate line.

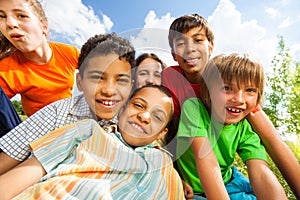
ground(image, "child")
xmin=0 ymin=85 xmax=184 ymax=200
xmin=134 ymin=52 xmax=166 ymax=89
xmin=163 ymin=13 xmax=300 ymax=199
xmin=0 ymin=0 xmax=79 ymax=116
xmin=176 ymin=53 xmax=287 ymax=199
xmin=0 ymin=33 xmax=135 ymax=174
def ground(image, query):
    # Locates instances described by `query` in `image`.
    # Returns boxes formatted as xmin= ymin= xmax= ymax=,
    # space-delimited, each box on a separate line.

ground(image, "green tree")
xmin=288 ymin=62 xmax=300 ymax=135
xmin=11 ymin=100 xmax=25 ymax=116
xmin=264 ymin=36 xmax=299 ymax=136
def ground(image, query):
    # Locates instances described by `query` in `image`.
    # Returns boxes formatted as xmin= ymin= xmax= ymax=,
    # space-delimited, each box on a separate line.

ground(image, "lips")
xmin=184 ymin=57 xmax=200 ymax=66
xmin=96 ymin=99 xmax=120 ymax=107
xmin=226 ymin=107 xmax=244 ymax=114
xmin=9 ymin=33 xmax=24 ymax=40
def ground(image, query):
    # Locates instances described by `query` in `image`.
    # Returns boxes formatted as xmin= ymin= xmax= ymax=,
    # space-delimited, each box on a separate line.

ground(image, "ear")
xmin=157 ymin=128 xmax=168 ymax=140
xmin=76 ymin=73 xmax=83 ymax=92
xmin=42 ymin=23 xmax=49 ymax=37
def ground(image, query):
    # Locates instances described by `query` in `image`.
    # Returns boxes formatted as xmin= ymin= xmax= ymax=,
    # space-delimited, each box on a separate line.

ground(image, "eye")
xmin=246 ymin=87 xmax=257 ymax=93
xmin=152 ymin=113 xmax=163 ymax=122
xmin=17 ymin=13 xmax=29 ymax=19
xmin=89 ymin=75 xmax=103 ymax=80
xmin=154 ymin=73 xmax=162 ymax=78
xmin=223 ymin=86 xmax=230 ymax=91
xmin=133 ymin=102 xmax=144 ymax=109
xmin=138 ymin=71 xmax=148 ymax=76
xmin=0 ymin=13 xmax=6 ymax=19
xmin=118 ymin=77 xmax=130 ymax=84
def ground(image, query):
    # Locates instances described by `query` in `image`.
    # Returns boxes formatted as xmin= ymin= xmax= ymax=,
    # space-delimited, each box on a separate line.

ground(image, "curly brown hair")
xmin=78 ymin=33 xmax=135 ymax=77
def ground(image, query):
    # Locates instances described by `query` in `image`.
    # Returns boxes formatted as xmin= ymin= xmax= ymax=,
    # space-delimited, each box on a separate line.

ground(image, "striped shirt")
xmin=0 ymin=94 xmax=94 ymax=161
xmin=14 ymin=119 xmax=185 ymax=200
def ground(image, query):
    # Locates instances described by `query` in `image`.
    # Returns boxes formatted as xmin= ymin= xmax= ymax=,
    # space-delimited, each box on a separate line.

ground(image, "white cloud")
xmin=41 ymin=0 xmax=112 ymax=47
xmin=128 ymin=11 xmax=177 ymax=66
xmin=265 ymin=7 xmax=278 ymax=18
xmin=278 ymin=17 xmax=293 ymax=28
xmin=208 ymin=0 xmax=277 ymax=72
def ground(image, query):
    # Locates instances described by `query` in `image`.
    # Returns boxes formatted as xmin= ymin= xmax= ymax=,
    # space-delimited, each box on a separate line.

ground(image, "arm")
xmin=0 ymin=152 xmax=21 ymax=175
xmin=247 ymin=159 xmax=287 ymax=199
xmin=247 ymin=109 xmax=300 ymax=198
xmin=191 ymin=137 xmax=230 ymax=200
xmin=0 ymin=156 xmax=46 ymax=200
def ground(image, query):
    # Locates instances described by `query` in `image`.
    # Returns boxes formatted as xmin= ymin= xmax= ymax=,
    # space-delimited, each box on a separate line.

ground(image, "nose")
xmin=101 ymin=79 xmax=116 ymax=96
xmin=5 ymin=16 xmax=18 ymax=29
xmin=138 ymin=111 xmax=151 ymax=124
xmin=233 ymin=90 xmax=245 ymax=103
xmin=145 ymin=75 xmax=154 ymax=84
xmin=185 ymin=38 xmax=196 ymax=53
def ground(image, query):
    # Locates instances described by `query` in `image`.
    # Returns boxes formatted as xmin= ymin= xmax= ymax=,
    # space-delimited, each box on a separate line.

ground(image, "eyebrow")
xmin=87 ymin=70 xmax=131 ymax=78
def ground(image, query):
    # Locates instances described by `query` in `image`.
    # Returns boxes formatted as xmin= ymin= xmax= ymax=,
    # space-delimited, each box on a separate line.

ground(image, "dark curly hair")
xmin=78 ymin=33 xmax=135 ymax=77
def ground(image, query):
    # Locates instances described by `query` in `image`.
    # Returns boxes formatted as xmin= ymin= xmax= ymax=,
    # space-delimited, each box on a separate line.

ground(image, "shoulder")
xmin=49 ymin=42 xmax=80 ymax=55
xmin=162 ymin=65 xmax=181 ymax=75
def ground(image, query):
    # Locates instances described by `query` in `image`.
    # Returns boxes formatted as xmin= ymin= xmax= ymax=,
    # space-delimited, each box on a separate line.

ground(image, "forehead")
xmin=0 ymin=0 xmax=31 ymax=11
xmin=175 ymin=27 xmax=207 ymax=39
xmin=137 ymin=58 xmax=162 ymax=71
xmin=132 ymin=88 xmax=172 ymax=111
xmin=85 ymin=53 xmax=132 ymax=75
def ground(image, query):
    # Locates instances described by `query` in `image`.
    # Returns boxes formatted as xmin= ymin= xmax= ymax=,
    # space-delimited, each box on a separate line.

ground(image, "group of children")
xmin=0 ymin=0 xmax=299 ymax=199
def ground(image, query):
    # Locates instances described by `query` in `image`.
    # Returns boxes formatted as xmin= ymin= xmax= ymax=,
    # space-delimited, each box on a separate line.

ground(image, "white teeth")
xmin=227 ymin=107 xmax=242 ymax=113
xmin=131 ymin=123 xmax=145 ymax=134
xmin=102 ymin=101 xmax=114 ymax=106
xmin=185 ymin=58 xmax=199 ymax=65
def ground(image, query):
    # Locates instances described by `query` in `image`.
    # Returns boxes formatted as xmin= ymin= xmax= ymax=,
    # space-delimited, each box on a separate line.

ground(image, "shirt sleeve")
xmin=177 ymin=98 xmax=210 ymax=138
xmin=0 ymin=103 xmax=59 ymax=161
xmin=30 ymin=119 xmax=98 ymax=173
xmin=237 ymin=120 xmax=268 ymax=163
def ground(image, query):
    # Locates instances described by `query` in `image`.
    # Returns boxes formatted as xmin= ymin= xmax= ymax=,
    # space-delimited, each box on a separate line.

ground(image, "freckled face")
xmin=118 ymin=87 xmax=172 ymax=147
xmin=77 ymin=53 xmax=133 ymax=120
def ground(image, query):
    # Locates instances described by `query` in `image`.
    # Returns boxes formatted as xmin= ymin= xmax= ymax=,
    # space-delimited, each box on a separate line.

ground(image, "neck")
xmin=22 ymin=42 xmax=52 ymax=64
xmin=184 ymin=72 xmax=202 ymax=84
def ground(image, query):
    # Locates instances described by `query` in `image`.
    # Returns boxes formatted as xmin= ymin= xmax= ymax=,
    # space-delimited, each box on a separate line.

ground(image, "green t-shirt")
xmin=176 ymin=98 xmax=267 ymax=194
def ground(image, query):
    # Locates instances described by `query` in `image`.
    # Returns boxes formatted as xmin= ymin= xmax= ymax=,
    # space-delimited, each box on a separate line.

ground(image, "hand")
xmin=182 ymin=179 xmax=194 ymax=199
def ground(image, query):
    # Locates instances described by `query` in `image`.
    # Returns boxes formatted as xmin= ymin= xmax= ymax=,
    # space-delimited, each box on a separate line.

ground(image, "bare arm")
xmin=0 ymin=152 xmax=21 ymax=175
xmin=0 ymin=156 xmax=46 ymax=200
xmin=247 ymin=109 xmax=300 ymax=199
xmin=190 ymin=137 xmax=230 ymax=200
xmin=247 ymin=159 xmax=287 ymax=200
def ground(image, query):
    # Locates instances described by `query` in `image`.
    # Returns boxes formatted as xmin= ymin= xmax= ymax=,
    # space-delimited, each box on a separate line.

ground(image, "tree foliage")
xmin=264 ymin=36 xmax=299 ymax=136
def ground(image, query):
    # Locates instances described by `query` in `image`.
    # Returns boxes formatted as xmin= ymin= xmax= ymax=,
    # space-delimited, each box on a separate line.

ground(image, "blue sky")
xmin=40 ymin=0 xmax=300 ymax=72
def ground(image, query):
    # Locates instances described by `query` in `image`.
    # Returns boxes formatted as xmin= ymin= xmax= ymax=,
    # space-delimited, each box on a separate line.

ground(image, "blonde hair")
xmin=200 ymin=53 xmax=265 ymax=111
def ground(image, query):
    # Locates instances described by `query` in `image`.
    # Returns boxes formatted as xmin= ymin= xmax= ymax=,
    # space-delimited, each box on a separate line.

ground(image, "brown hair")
xmin=201 ymin=53 xmax=265 ymax=111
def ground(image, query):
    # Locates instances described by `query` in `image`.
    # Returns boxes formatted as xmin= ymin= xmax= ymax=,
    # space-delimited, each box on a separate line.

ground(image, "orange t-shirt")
xmin=0 ymin=42 xmax=80 ymax=116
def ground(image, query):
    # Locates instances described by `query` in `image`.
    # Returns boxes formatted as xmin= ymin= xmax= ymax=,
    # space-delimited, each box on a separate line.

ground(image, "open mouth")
xmin=130 ymin=122 xmax=148 ymax=135
xmin=185 ymin=58 xmax=200 ymax=65
xmin=226 ymin=107 xmax=244 ymax=113
xmin=96 ymin=99 xmax=119 ymax=107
